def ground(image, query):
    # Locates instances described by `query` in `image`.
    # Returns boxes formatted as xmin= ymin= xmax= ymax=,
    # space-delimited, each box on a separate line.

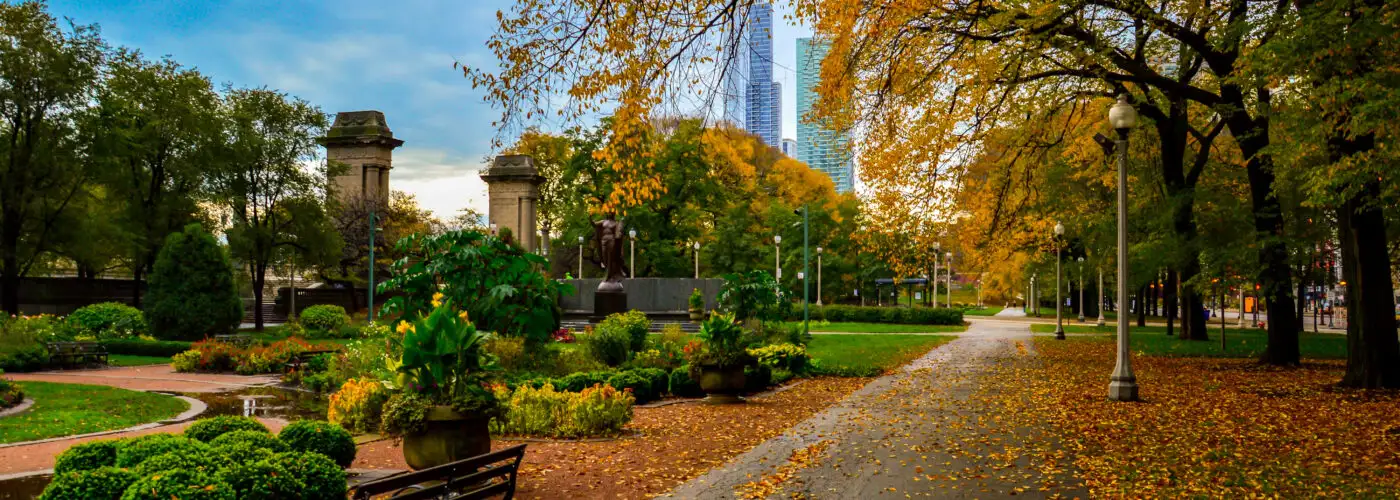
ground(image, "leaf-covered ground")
xmin=984 ymin=337 xmax=1400 ymax=497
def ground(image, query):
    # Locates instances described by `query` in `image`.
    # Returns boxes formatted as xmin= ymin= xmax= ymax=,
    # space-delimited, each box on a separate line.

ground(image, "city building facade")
xmin=796 ymin=37 xmax=855 ymax=193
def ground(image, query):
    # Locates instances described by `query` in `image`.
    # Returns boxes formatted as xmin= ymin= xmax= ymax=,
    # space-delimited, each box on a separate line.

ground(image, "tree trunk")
xmin=1137 ymin=285 xmax=1147 ymax=327
xmin=1 ymin=256 xmax=17 ymax=316
xmin=1338 ymin=181 xmax=1400 ymax=388
xmin=1296 ymin=260 xmax=1308 ymax=334
xmin=252 ymin=262 xmax=266 ymax=331
xmin=1165 ymin=269 xmax=1177 ymax=336
xmin=132 ymin=266 xmax=144 ymax=309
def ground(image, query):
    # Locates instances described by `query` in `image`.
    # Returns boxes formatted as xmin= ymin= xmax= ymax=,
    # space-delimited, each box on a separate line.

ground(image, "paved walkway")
xmin=5 ymin=365 xmax=280 ymax=393
xmin=664 ymin=320 xmax=1084 ymax=499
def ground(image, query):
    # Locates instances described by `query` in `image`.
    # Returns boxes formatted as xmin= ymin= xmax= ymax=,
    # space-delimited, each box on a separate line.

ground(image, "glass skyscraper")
xmin=722 ymin=1 xmax=781 ymax=147
xmin=796 ymin=37 xmax=854 ymax=193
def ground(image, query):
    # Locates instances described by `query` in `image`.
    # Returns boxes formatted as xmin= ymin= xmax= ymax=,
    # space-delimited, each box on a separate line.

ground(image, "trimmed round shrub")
xmin=669 ymin=364 xmax=704 ymax=398
xmin=214 ymin=441 xmax=275 ymax=464
xmin=65 ymin=302 xmax=147 ymax=340
xmin=208 ymin=430 xmax=289 ymax=453
xmin=278 ymin=420 xmax=356 ymax=468
xmin=134 ymin=449 xmax=231 ymax=476
xmin=219 ymin=460 xmax=305 ymax=500
xmin=184 ymin=415 xmax=270 ymax=443
xmin=145 ymin=223 xmax=242 ymax=340
xmin=605 ymin=370 xmax=656 ymax=404
xmin=630 ymin=367 xmax=668 ymax=397
xmin=115 ymin=434 xmax=210 ymax=468
xmin=555 ymin=371 xmax=613 ymax=392
xmin=39 ymin=466 xmax=138 ymax=500
xmin=268 ymin=451 xmax=347 ymax=500
xmin=53 ymin=439 xmax=120 ymax=475
xmin=119 ymin=468 xmax=234 ymax=500
xmin=299 ymin=305 xmax=350 ymax=337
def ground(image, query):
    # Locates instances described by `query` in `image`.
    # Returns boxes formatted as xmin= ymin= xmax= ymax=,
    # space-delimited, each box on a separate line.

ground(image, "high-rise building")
xmin=722 ymin=1 xmax=781 ymax=147
xmin=796 ymin=37 xmax=854 ymax=193
xmin=781 ymin=138 xmax=797 ymax=157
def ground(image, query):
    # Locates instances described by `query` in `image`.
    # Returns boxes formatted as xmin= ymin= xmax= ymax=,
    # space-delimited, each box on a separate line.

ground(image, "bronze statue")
xmin=593 ymin=213 xmax=626 ymax=283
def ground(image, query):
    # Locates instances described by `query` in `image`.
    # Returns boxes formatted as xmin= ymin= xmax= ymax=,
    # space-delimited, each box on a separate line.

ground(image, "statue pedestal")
xmin=594 ymin=281 xmax=627 ymax=319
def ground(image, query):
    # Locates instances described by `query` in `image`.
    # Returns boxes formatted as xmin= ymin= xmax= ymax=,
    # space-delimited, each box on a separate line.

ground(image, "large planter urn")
xmin=689 ymin=309 xmax=704 ymax=321
xmin=402 ymin=405 xmax=490 ymax=470
xmin=696 ymin=364 xmax=747 ymax=404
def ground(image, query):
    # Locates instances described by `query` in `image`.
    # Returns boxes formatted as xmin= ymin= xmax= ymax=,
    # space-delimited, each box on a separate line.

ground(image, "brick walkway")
xmin=5 ymin=365 xmax=279 ymax=393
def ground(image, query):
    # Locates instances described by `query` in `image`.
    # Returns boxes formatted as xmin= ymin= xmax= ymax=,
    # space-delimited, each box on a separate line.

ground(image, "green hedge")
xmin=99 ymin=339 xmax=193 ymax=357
xmin=789 ymin=305 xmax=963 ymax=325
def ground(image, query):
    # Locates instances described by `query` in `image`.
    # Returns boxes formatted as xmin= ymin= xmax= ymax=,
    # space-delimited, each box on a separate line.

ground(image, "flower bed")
xmin=0 ymin=370 xmax=22 ymax=409
xmin=172 ymin=337 xmax=339 ymax=375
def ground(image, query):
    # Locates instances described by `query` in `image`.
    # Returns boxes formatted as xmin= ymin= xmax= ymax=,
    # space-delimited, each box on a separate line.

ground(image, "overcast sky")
xmin=51 ymin=0 xmax=813 ymax=220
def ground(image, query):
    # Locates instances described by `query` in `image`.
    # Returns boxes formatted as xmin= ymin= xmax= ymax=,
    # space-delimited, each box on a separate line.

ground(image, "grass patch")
xmin=793 ymin=322 xmax=967 ymax=334
xmin=0 ymin=381 xmax=188 ymax=444
xmin=807 ymin=334 xmax=954 ymax=376
xmin=108 ymin=354 xmax=171 ymax=366
xmin=961 ymin=306 xmax=1005 ymax=316
xmin=1029 ymin=324 xmax=1347 ymax=359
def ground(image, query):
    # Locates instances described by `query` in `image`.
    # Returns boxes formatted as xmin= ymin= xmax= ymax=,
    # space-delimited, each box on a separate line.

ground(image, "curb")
xmin=0 ymin=398 xmax=34 ymax=418
xmin=0 ymin=468 xmax=52 ymax=482
xmin=0 ymin=394 xmax=205 ymax=449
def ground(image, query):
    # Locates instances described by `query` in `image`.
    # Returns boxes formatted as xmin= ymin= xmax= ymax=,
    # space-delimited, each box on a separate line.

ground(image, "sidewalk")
xmin=5 ymin=365 xmax=280 ymax=393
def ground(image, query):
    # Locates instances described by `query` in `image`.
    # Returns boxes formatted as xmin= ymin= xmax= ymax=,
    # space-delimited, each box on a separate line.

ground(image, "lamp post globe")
xmin=1053 ymin=222 xmax=1065 ymax=340
xmin=577 ymin=235 xmax=584 ymax=278
xmin=1108 ymin=93 xmax=1140 ymax=402
xmin=627 ymin=229 xmax=637 ymax=279
xmin=693 ymin=241 xmax=700 ymax=279
xmin=816 ymin=246 xmax=823 ymax=306
xmin=774 ymin=235 xmax=782 ymax=279
xmin=1077 ymin=256 xmax=1086 ymax=322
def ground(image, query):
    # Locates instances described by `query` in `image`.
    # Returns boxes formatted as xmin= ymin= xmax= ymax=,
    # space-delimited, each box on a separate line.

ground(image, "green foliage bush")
xmin=0 ymin=369 xmax=23 ymax=408
xmin=668 ymin=365 xmax=704 ymax=397
xmin=747 ymin=343 xmax=810 ymax=374
xmin=744 ymin=365 xmax=773 ymax=393
xmin=278 ymin=420 xmax=356 ymax=468
xmin=53 ymin=439 xmax=120 ymax=475
xmin=115 ymin=434 xmax=210 ymax=468
xmin=482 ymin=335 xmax=527 ymax=371
xmin=39 ymin=466 xmax=137 ymax=500
xmin=65 ymin=303 xmax=147 ymax=340
xmin=581 ymin=324 xmax=631 ymax=367
xmin=145 ymin=224 xmax=242 ymax=340
xmin=630 ymin=367 xmax=669 ymax=398
xmin=118 ymin=468 xmax=234 ymax=500
xmin=184 ymin=415 xmax=270 ymax=442
xmin=718 ymin=271 xmax=789 ymax=322
xmin=133 ymin=449 xmax=229 ymax=476
xmin=489 ymin=383 xmax=634 ymax=438
xmin=554 ymin=371 xmax=613 ymax=392
xmin=299 ymin=305 xmax=349 ymax=337
xmin=793 ymin=305 xmax=963 ymax=325
xmin=219 ymin=460 xmax=305 ymax=500
xmin=604 ymin=370 xmax=656 ymax=403
xmin=214 ymin=441 xmax=276 ymax=464
xmin=599 ymin=310 xmax=650 ymax=352
xmin=208 ymin=430 xmax=288 ymax=453
xmin=99 ymin=339 xmax=192 ymax=357
xmin=266 ymin=452 xmax=347 ymax=500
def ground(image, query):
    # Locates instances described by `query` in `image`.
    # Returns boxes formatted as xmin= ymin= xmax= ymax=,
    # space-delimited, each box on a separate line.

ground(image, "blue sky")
xmin=51 ymin=0 xmax=811 ymax=218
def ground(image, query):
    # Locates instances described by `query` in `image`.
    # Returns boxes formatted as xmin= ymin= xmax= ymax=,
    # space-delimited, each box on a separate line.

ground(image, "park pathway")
xmin=4 ymin=365 xmax=279 ymax=393
xmin=664 ymin=320 xmax=1085 ymax=499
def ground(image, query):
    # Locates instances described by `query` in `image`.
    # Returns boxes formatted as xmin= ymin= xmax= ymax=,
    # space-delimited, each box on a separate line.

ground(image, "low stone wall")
xmin=559 ymin=278 xmax=723 ymax=313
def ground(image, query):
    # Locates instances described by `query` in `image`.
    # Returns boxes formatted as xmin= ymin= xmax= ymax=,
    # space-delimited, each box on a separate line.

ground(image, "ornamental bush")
xmin=118 ymin=468 xmax=234 ymax=500
xmin=53 ymin=439 xmax=120 ymax=475
xmin=630 ymin=367 xmax=669 ymax=398
xmin=604 ymin=370 xmax=656 ymax=404
xmin=170 ymin=350 xmax=201 ymax=372
xmin=668 ymin=364 xmax=704 ymax=398
xmin=219 ymin=460 xmax=305 ymax=500
xmin=598 ymin=310 xmax=650 ymax=352
xmin=564 ymin=384 xmax=635 ymax=437
xmin=327 ymin=377 xmax=389 ymax=434
xmin=747 ymin=343 xmax=810 ymax=374
xmin=490 ymin=383 xmax=634 ymax=438
xmin=795 ymin=305 xmax=963 ymax=325
xmin=39 ymin=466 xmax=137 ymax=500
xmin=65 ymin=302 xmax=147 ymax=340
xmin=299 ymin=305 xmax=350 ymax=337
xmin=581 ymin=324 xmax=631 ymax=367
xmin=554 ymin=371 xmax=613 ymax=392
xmin=266 ymin=452 xmax=347 ymax=500
xmin=213 ymin=441 xmax=275 ymax=464
xmin=115 ymin=434 xmax=210 ymax=468
xmin=278 ymin=420 xmax=356 ymax=468
xmin=133 ymin=449 xmax=229 ymax=476
xmin=184 ymin=415 xmax=270 ymax=443
xmin=208 ymin=430 xmax=289 ymax=453
xmin=0 ymin=370 xmax=24 ymax=409
xmin=144 ymin=224 xmax=242 ymax=340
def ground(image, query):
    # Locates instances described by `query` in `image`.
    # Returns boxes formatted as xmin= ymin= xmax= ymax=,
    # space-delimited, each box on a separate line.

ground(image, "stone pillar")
xmin=480 ymin=155 xmax=543 ymax=252
xmin=318 ymin=111 xmax=404 ymax=204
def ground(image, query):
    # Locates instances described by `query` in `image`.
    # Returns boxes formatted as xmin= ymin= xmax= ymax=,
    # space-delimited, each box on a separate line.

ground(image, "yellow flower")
xmin=458 ymin=310 xmax=470 ymax=322
xmin=395 ymin=321 xmax=415 ymax=335
xmin=431 ymin=292 xmax=445 ymax=308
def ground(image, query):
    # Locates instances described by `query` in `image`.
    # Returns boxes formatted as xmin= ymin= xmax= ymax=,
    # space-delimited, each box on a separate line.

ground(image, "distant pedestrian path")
xmin=5 ymin=365 xmax=279 ymax=393
xmin=994 ymin=306 xmax=1027 ymax=317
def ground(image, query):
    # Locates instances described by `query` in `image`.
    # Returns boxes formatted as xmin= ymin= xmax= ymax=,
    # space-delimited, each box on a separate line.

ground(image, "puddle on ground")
xmin=180 ymin=386 xmax=328 ymax=422
xmin=0 ymin=474 xmax=50 ymax=499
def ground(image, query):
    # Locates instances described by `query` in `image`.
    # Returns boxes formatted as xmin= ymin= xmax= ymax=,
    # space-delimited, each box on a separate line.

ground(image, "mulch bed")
xmin=352 ymin=376 xmax=871 ymax=499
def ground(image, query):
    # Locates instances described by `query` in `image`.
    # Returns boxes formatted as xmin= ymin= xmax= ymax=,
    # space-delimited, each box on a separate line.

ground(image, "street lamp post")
xmin=816 ymin=247 xmax=824 ymax=306
xmin=1078 ymin=256 xmax=1086 ymax=322
xmin=933 ymin=242 xmax=941 ymax=308
xmin=628 ymin=229 xmax=637 ymax=278
xmin=693 ymin=241 xmax=700 ymax=279
xmin=1031 ymin=275 xmax=1037 ymax=316
xmin=577 ymin=235 xmax=584 ymax=278
xmin=1097 ymin=268 xmax=1106 ymax=326
xmin=1107 ymin=94 xmax=1140 ymax=402
xmin=1054 ymin=222 xmax=1066 ymax=339
xmin=367 ymin=209 xmax=378 ymax=323
xmin=800 ymin=205 xmax=810 ymax=338
xmin=945 ymin=252 xmax=953 ymax=308
xmin=774 ymin=235 xmax=782 ymax=280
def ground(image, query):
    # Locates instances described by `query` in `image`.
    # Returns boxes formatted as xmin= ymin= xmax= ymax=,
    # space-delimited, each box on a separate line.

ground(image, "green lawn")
xmin=108 ymin=354 xmax=172 ymax=366
xmin=793 ymin=322 xmax=967 ymax=334
xmin=962 ymin=306 xmax=1005 ymax=316
xmin=0 ymin=381 xmax=188 ymax=444
xmin=807 ymin=334 xmax=955 ymax=376
xmin=1028 ymin=324 xmax=1348 ymax=359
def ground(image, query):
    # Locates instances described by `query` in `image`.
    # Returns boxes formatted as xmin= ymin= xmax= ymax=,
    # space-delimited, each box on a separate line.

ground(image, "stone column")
xmin=318 ymin=111 xmax=404 ymax=204
xmin=480 ymin=155 xmax=543 ymax=252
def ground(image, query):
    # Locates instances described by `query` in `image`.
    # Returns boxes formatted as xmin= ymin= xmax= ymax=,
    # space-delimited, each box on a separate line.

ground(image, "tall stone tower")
xmin=480 ymin=155 xmax=543 ymax=252
xmin=319 ymin=111 xmax=404 ymax=203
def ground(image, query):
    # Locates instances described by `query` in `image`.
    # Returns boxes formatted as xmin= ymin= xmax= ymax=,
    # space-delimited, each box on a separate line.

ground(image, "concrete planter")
xmin=402 ymin=406 xmax=491 ymax=470
xmin=697 ymin=364 xmax=747 ymax=404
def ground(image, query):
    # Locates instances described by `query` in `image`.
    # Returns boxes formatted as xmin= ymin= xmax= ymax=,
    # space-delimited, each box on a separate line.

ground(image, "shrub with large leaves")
xmin=378 ymin=229 xmax=572 ymax=344
xmin=717 ymin=270 xmax=790 ymax=322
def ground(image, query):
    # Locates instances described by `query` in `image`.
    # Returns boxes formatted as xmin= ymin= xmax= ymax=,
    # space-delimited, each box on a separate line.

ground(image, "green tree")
xmin=145 ymin=223 xmax=242 ymax=339
xmin=0 ymin=1 xmax=104 ymax=313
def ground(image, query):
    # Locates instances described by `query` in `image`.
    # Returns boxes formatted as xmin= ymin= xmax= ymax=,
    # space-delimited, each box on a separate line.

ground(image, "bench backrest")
xmin=350 ymin=444 xmax=527 ymax=500
xmin=46 ymin=342 xmax=103 ymax=353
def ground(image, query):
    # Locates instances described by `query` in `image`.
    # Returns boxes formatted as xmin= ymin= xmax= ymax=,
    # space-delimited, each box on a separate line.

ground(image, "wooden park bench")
xmin=44 ymin=341 xmax=108 ymax=368
xmin=213 ymin=334 xmax=254 ymax=347
xmin=349 ymin=444 xmax=527 ymax=500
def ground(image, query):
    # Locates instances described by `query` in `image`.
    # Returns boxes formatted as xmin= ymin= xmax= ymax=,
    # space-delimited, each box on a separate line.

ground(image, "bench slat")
xmin=387 ymin=477 xmax=515 ymax=500
xmin=350 ymin=444 xmax=525 ymax=500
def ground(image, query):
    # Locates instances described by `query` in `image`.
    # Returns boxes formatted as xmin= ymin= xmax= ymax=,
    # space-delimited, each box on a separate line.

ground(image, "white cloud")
xmin=388 ymin=148 xmax=489 ymax=219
